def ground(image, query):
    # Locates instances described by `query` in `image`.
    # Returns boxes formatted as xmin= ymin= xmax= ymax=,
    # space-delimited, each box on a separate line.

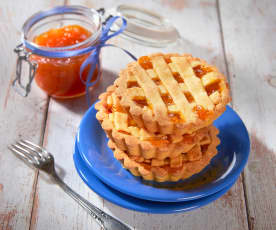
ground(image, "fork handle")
xmin=52 ymin=174 xmax=130 ymax=230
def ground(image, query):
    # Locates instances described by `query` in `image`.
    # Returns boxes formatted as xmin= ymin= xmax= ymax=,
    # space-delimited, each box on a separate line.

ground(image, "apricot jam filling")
xmin=168 ymin=112 xmax=184 ymax=123
xmin=133 ymin=98 xmax=149 ymax=107
xmin=34 ymin=25 xmax=91 ymax=47
xmin=161 ymin=94 xmax=174 ymax=106
xmin=106 ymin=104 xmax=112 ymax=114
xmin=112 ymin=104 xmax=125 ymax=113
xmin=33 ymin=24 xmax=98 ymax=98
xmin=173 ymin=72 xmax=184 ymax=83
xmin=193 ymin=105 xmax=212 ymax=120
xmin=128 ymin=117 xmax=137 ymax=127
xmin=184 ymin=92 xmax=194 ymax=103
xmin=205 ymin=81 xmax=220 ymax=96
xmin=193 ymin=65 xmax=213 ymax=78
xmin=138 ymin=56 xmax=153 ymax=70
xmin=164 ymin=56 xmax=172 ymax=64
xmin=118 ymin=130 xmax=131 ymax=135
xmin=127 ymin=81 xmax=140 ymax=88
xmin=153 ymin=78 xmax=161 ymax=85
xmin=145 ymin=136 xmax=170 ymax=147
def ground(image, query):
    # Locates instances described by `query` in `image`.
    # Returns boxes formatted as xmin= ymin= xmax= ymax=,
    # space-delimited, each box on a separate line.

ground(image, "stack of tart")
xmin=95 ymin=53 xmax=230 ymax=182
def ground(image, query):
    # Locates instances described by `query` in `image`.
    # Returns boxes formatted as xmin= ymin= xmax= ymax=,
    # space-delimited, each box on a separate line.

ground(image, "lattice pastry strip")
xmin=109 ymin=126 xmax=220 ymax=182
xmin=170 ymin=57 xmax=215 ymax=111
xmin=151 ymin=56 xmax=195 ymax=121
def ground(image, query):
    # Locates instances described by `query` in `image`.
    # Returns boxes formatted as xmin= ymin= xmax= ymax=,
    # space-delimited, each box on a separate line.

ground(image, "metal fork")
xmin=9 ymin=140 xmax=131 ymax=230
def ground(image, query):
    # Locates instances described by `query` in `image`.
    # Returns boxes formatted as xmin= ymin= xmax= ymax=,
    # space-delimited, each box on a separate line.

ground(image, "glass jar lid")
xmin=108 ymin=4 xmax=180 ymax=47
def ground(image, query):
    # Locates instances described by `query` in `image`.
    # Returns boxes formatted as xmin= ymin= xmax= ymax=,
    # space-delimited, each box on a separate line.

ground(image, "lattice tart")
xmin=114 ymin=53 xmax=230 ymax=135
xmin=109 ymin=126 xmax=220 ymax=182
xmin=95 ymin=85 xmax=210 ymax=160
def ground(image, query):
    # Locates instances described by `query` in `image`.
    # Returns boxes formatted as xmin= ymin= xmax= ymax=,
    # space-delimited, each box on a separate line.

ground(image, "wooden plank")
xmin=32 ymin=0 xmax=249 ymax=229
xmin=30 ymin=73 xmax=121 ymax=230
xmin=31 ymin=98 xmax=104 ymax=230
xmin=0 ymin=0 xmax=63 ymax=230
xmin=219 ymin=0 xmax=276 ymax=229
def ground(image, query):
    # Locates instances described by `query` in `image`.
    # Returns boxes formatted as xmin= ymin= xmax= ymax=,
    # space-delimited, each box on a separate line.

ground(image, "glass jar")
xmin=14 ymin=6 xmax=102 ymax=99
xmin=14 ymin=5 xmax=180 ymax=99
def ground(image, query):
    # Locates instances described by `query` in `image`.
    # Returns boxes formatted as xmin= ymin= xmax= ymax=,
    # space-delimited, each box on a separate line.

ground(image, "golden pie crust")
xmin=95 ymin=53 xmax=228 ymax=182
xmin=114 ymin=53 xmax=230 ymax=135
xmin=95 ymin=85 xmax=212 ymax=160
xmin=108 ymin=126 xmax=220 ymax=182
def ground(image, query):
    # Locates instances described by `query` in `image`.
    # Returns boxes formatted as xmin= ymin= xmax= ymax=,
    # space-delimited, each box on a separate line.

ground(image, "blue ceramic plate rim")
xmin=73 ymin=142 xmax=237 ymax=214
xmin=77 ymin=104 xmax=250 ymax=202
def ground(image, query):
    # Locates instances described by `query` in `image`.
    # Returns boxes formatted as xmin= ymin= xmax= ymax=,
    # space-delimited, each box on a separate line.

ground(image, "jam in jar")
xmin=32 ymin=25 xmax=98 ymax=98
xmin=15 ymin=6 xmax=102 ymax=98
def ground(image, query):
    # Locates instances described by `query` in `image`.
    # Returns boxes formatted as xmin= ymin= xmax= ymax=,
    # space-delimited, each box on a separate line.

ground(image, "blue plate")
xmin=77 ymin=105 xmax=250 ymax=202
xmin=74 ymin=143 xmax=237 ymax=213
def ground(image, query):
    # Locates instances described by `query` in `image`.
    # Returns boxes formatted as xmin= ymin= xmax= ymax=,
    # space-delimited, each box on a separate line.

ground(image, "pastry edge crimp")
xmin=108 ymin=126 xmax=220 ymax=182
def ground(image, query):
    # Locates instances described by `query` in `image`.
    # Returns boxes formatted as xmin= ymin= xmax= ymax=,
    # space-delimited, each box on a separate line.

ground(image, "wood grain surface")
xmin=0 ymin=0 xmax=275 ymax=229
xmin=0 ymin=1 xmax=63 ymax=230
xmin=219 ymin=0 xmax=276 ymax=229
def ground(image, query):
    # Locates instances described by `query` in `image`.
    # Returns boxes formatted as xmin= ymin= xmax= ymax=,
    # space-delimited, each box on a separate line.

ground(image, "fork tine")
xmin=9 ymin=145 xmax=36 ymax=165
xmin=17 ymin=140 xmax=44 ymax=158
xmin=22 ymin=140 xmax=49 ymax=156
xmin=21 ymin=140 xmax=51 ymax=159
xmin=22 ymin=140 xmax=46 ymax=152
xmin=11 ymin=144 xmax=39 ymax=164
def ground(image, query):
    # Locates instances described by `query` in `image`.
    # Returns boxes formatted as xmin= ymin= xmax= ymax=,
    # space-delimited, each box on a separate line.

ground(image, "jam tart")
xmin=114 ymin=53 xmax=230 ymax=135
xmin=95 ymin=85 xmax=210 ymax=160
xmin=108 ymin=126 xmax=220 ymax=182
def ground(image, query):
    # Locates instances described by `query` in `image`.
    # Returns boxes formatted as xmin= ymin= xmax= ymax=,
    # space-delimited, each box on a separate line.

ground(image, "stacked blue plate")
xmin=73 ymin=104 xmax=250 ymax=214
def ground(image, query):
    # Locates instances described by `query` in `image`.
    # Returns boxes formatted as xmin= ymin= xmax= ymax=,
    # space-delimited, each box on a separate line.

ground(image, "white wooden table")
xmin=1 ymin=0 xmax=275 ymax=229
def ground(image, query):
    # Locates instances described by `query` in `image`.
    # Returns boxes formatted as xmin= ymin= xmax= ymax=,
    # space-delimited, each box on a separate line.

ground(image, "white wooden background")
xmin=0 ymin=0 xmax=275 ymax=229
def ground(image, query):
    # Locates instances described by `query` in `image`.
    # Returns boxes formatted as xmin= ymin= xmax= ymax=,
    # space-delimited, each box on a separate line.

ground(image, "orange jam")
xmin=173 ymin=72 xmax=184 ymax=83
xmin=128 ymin=117 xmax=137 ymax=127
xmin=164 ymin=56 xmax=172 ymax=64
xmin=193 ymin=65 xmax=213 ymax=78
xmin=184 ymin=92 xmax=194 ymax=103
xmin=118 ymin=130 xmax=131 ymax=135
xmin=32 ymin=25 xmax=98 ymax=98
xmin=162 ymin=94 xmax=174 ymax=105
xmin=205 ymin=81 xmax=220 ymax=96
xmin=111 ymin=103 xmax=125 ymax=113
xmin=152 ymin=78 xmax=161 ymax=85
xmin=193 ymin=105 xmax=212 ymax=120
xmin=168 ymin=112 xmax=183 ymax=123
xmin=127 ymin=81 xmax=139 ymax=88
xmin=138 ymin=56 xmax=153 ymax=70
xmin=133 ymin=98 xmax=148 ymax=107
xmin=146 ymin=136 xmax=170 ymax=147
